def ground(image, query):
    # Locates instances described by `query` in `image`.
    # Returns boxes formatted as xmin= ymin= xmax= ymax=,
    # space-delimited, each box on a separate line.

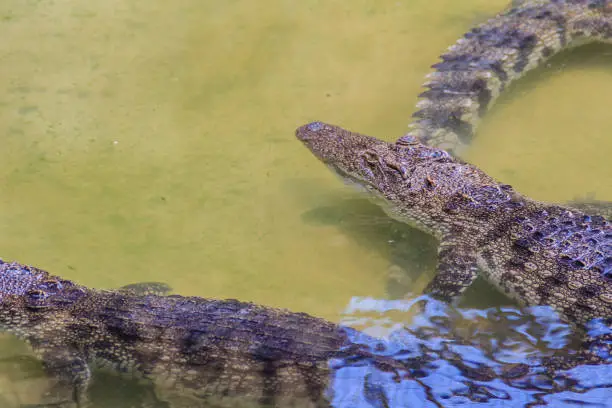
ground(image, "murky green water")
xmin=0 ymin=0 xmax=611 ymax=405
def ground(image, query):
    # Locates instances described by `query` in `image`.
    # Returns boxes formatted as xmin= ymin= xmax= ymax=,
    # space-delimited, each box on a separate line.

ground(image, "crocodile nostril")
xmin=296 ymin=122 xmax=326 ymax=141
xmin=306 ymin=121 xmax=324 ymax=132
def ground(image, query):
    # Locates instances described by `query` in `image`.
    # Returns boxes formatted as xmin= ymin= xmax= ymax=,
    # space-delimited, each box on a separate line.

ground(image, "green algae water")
xmin=0 ymin=0 xmax=610 ymax=405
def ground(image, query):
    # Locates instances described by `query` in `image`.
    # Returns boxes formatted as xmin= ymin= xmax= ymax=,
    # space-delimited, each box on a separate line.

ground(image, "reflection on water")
xmin=333 ymin=298 xmax=612 ymax=407
xmin=0 ymin=0 xmax=610 ymax=406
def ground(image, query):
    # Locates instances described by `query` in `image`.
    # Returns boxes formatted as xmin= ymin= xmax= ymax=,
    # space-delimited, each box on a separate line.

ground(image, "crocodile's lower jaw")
xmin=334 ymin=170 xmax=439 ymax=237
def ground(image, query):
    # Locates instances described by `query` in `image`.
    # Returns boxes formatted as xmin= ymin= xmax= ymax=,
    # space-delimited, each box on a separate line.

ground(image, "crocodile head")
xmin=0 ymin=260 xmax=84 ymax=330
xmin=297 ymin=122 xmax=396 ymax=191
xmin=0 ymin=261 xmax=53 ymax=297
xmin=297 ymin=121 xmax=451 ymax=186
xmin=296 ymin=121 xmax=499 ymax=235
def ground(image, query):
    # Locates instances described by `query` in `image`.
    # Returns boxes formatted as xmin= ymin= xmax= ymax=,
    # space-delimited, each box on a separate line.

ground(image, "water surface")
xmin=0 ymin=0 xmax=610 ymax=405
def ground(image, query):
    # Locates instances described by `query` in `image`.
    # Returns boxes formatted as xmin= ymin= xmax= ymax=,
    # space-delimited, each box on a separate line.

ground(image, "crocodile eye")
xmin=40 ymin=279 xmax=62 ymax=292
xmin=397 ymin=134 xmax=418 ymax=146
xmin=26 ymin=289 xmax=47 ymax=301
xmin=361 ymin=151 xmax=380 ymax=165
xmin=306 ymin=121 xmax=324 ymax=132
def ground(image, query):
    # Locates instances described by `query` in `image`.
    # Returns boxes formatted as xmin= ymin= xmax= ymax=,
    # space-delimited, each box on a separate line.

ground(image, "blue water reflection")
xmin=330 ymin=297 xmax=612 ymax=407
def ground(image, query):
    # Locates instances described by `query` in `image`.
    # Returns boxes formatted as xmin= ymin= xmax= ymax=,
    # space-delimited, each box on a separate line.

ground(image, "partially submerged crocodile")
xmin=5 ymin=258 xmax=604 ymax=408
xmin=296 ymin=0 xmax=612 ymax=370
xmin=0 ymin=260 xmax=351 ymax=407
xmin=296 ymin=121 xmax=611 ymax=366
xmin=297 ymin=121 xmax=611 ymax=322
xmin=11 ymin=255 xmax=607 ymax=407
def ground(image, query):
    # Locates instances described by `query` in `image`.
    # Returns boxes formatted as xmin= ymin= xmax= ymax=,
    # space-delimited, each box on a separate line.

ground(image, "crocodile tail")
xmin=397 ymin=0 xmax=612 ymax=155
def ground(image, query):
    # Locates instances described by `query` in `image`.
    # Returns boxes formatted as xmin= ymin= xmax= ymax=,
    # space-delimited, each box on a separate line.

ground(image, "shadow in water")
xmin=0 ymin=352 xmax=164 ymax=407
xmin=300 ymin=194 xmax=515 ymax=309
xmin=293 ymin=185 xmax=611 ymax=406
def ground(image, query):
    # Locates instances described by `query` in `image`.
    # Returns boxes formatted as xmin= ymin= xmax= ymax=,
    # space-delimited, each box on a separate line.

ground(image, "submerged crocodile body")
xmin=0 ymin=260 xmax=350 ymax=407
xmin=4 ymin=259 xmax=599 ymax=408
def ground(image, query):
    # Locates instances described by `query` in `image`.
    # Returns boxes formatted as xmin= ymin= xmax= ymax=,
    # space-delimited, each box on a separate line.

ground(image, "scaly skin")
xmin=2 ymin=259 xmax=557 ymax=408
xmin=0 ymin=260 xmax=351 ymax=408
xmin=296 ymin=121 xmax=611 ymax=368
xmin=400 ymin=0 xmax=612 ymax=155
xmin=0 ymin=256 xmax=608 ymax=407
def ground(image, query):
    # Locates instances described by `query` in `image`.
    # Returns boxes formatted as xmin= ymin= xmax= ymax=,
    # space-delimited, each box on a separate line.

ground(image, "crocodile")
xmin=295 ymin=0 xmax=612 ymax=369
xmin=0 ymin=259 xmax=352 ymax=407
xmin=4 ymin=259 xmax=552 ymax=408
xmin=296 ymin=120 xmax=611 ymax=368
xmin=5 ymin=258 xmax=606 ymax=408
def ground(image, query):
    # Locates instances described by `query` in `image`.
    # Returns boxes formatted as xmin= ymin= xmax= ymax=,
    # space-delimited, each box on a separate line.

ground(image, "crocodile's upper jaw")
xmin=295 ymin=121 xmax=437 ymax=197
xmin=296 ymin=122 xmax=388 ymax=188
